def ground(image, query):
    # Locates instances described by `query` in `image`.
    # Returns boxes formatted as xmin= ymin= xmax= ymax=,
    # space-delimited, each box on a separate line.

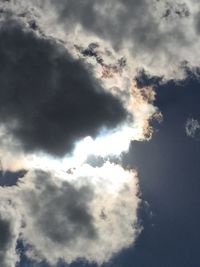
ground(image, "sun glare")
xmin=25 ymin=125 xmax=139 ymax=173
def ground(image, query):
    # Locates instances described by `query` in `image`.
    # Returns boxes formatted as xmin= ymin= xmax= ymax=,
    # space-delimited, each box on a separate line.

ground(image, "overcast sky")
xmin=0 ymin=1 xmax=200 ymax=267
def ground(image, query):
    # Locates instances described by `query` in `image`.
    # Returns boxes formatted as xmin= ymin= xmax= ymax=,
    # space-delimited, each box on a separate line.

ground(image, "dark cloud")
xmin=0 ymin=216 xmax=15 ymax=267
xmin=85 ymin=155 xmax=105 ymax=168
xmin=85 ymin=154 xmax=122 ymax=168
xmin=25 ymin=171 xmax=97 ymax=245
xmin=0 ymin=19 xmax=127 ymax=157
xmin=194 ymin=11 xmax=200 ymax=34
xmin=161 ymin=2 xmax=190 ymax=19
xmin=14 ymin=166 xmax=140 ymax=265
xmin=75 ymin=43 xmax=126 ymax=75
xmin=0 ymin=217 xmax=11 ymax=267
xmin=15 ymin=170 xmax=98 ymax=263
xmin=0 ymin=217 xmax=12 ymax=251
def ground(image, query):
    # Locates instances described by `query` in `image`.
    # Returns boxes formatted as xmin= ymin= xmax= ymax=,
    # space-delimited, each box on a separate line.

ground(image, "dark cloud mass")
xmin=0 ymin=19 xmax=127 ymax=156
xmin=21 ymin=171 xmax=96 ymax=247
xmin=15 ymin=166 xmax=139 ymax=265
xmin=161 ymin=2 xmax=190 ymax=19
xmin=42 ymin=176 xmax=95 ymax=243
xmin=0 ymin=215 xmax=16 ymax=267
xmin=0 ymin=217 xmax=12 ymax=263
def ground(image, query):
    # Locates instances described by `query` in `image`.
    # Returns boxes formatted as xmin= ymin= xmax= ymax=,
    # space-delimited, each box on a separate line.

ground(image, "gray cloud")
xmin=0 ymin=217 xmax=13 ymax=267
xmin=21 ymin=170 xmax=97 ymax=245
xmin=185 ymin=117 xmax=200 ymax=140
xmin=50 ymin=0 xmax=154 ymax=49
xmin=40 ymin=0 xmax=199 ymax=79
xmin=7 ymin=164 xmax=140 ymax=266
xmin=0 ymin=18 xmax=127 ymax=157
xmin=0 ymin=200 xmax=20 ymax=267
xmin=0 ymin=2 xmax=162 ymax=266
xmin=1 ymin=0 xmax=200 ymax=80
xmin=194 ymin=11 xmax=200 ymax=34
xmin=161 ymin=2 xmax=190 ymax=19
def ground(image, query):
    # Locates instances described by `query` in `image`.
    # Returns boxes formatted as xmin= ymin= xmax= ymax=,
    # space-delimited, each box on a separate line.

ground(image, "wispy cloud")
xmin=185 ymin=117 xmax=200 ymax=139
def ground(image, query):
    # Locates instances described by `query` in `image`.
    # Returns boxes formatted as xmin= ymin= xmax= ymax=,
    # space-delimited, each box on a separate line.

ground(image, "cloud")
xmin=32 ymin=0 xmax=200 ymax=80
xmin=185 ymin=117 xmax=200 ymax=139
xmin=0 ymin=163 xmax=140 ymax=266
xmin=0 ymin=2 xmax=166 ymax=266
xmin=0 ymin=4 xmax=160 ymax=171
xmin=0 ymin=195 xmax=21 ymax=267
xmin=0 ymin=18 xmax=127 ymax=157
xmin=1 ymin=0 xmax=200 ymax=81
xmin=0 ymin=216 xmax=14 ymax=267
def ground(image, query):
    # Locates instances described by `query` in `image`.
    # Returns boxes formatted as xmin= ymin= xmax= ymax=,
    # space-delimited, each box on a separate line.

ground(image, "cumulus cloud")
xmin=31 ymin=0 xmax=199 ymax=80
xmin=1 ymin=0 xmax=200 ymax=80
xmin=0 ymin=2 xmax=161 ymax=172
xmin=0 ymin=1 xmax=172 ymax=266
xmin=0 ymin=163 xmax=140 ymax=266
xmin=0 ymin=18 xmax=127 ymax=158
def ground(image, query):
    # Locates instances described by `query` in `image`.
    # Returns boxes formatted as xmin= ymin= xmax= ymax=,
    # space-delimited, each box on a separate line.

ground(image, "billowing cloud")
xmin=33 ymin=0 xmax=200 ymax=80
xmin=0 ymin=163 xmax=140 ymax=266
xmin=0 ymin=18 xmax=127 ymax=158
xmin=0 ymin=1 xmax=187 ymax=266
xmin=1 ymin=0 xmax=200 ymax=80
xmin=0 ymin=2 xmax=161 ymax=172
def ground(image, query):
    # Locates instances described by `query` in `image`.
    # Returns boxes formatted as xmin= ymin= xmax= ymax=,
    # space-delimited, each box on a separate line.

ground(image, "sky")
xmin=0 ymin=1 xmax=200 ymax=267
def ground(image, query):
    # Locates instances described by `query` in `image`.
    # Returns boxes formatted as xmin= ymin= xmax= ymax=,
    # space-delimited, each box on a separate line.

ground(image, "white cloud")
xmin=17 ymin=0 xmax=199 ymax=80
xmin=0 ymin=163 xmax=140 ymax=266
xmin=1 ymin=0 xmax=200 ymax=81
xmin=2 ymin=1 xmax=198 ymax=266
